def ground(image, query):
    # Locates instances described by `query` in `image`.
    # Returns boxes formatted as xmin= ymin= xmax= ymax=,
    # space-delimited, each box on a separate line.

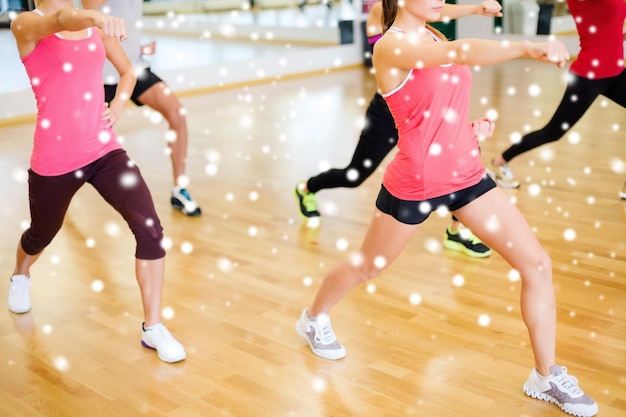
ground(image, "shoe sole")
xmin=8 ymin=306 xmax=31 ymax=314
xmin=443 ymin=240 xmax=491 ymax=258
xmin=141 ymin=340 xmax=186 ymax=363
xmin=486 ymin=169 xmax=521 ymax=189
xmin=171 ymin=200 xmax=202 ymax=217
xmin=295 ymin=319 xmax=345 ymax=361
xmin=523 ymin=383 xmax=598 ymax=417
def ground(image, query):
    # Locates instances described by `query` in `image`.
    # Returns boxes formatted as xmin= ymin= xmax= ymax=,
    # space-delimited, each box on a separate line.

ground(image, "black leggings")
xmin=21 ymin=149 xmax=165 ymax=260
xmin=503 ymin=69 xmax=626 ymax=162
xmin=306 ymin=92 xmax=398 ymax=193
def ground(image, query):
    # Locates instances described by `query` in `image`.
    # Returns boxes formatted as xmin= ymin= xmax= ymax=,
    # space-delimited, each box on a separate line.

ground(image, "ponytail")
xmin=381 ymin=0 xmax=396 ymax=34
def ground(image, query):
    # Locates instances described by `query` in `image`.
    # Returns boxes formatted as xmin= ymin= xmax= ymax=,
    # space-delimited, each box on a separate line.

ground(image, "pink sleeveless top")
xmin=381 ymin=28 xmax=485 ymax=200
xmin=22 ymin=12 xmax=121 ymax=176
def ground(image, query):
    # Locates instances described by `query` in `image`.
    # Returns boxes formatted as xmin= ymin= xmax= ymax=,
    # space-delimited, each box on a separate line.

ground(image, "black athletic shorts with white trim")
xmin=104 ymin=67 xmax=163 ymax=106
xmin=375 ymin=175 xmax=496 ymax=225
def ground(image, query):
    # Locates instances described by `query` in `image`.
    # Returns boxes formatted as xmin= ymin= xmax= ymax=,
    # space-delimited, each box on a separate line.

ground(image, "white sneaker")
xmin=523 ymin=365 xmax=598 ymax=417
xmin=141 ymin=323 xmax=186 ymax=363
xmin=487 ymin=160 xmax=521 ymax=189
xmin=619 ymin=181 xmax=626 ymax=200
xmin=8 ymin=275 xmax=31 ymax=314
xmin=296 ymin=308 xmax=346 ymax=360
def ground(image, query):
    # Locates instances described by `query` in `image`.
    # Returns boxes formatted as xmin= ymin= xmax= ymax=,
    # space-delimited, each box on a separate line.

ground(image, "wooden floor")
xmin=0 ymin=58 xmax=625 ymax=417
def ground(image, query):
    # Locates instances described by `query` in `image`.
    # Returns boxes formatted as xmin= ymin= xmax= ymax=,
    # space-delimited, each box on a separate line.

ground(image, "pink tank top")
xmin=22 ymin=15 xmax=121 ymax=176
xmin=568 ymin=0 xmax=626 ymax=79
xmin=381 ymin=29 xmax=485 ymax=200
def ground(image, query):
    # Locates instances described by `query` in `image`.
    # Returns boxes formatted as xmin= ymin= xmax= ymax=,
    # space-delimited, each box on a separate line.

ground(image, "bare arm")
xmin=101 ymin=34 xmax=136 ymax=128
xmin=440 ymin=0 xmax=503 ymax=20
xmin=366 ymin=0 xmax=502 ymax=38
xmin=373 ymin=35 xmax=569 ymax=93
xmin=11 ymin=8 xmax=126 ymax=58
xmin=81 ymin=0 xmax=108 ymax=9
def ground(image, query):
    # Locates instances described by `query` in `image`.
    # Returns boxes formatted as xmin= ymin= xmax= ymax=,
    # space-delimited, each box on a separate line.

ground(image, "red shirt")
xmin=569 ymin=0 xmax=626 ymax=79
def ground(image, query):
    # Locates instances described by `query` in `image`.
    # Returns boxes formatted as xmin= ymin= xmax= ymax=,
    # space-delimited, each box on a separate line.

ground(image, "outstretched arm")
xmin=11 ymin=8 xmax=126 ymax=58
xmin=440 ymin=0 xmax=503 ymax=20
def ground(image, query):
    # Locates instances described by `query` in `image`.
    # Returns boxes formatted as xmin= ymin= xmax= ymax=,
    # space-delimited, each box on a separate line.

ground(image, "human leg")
xmin=297 ymin=207 xmax=419 ymax=359
xmin=135 ymin=71 xmax=201 ymax=217
xmin=452 ymin=188 xmax=596 ymax=416
xmin=295 ymin=93 xmax=397 ymax=219
xmin=9 ymin=169 xmax=85 ymax=313
xmin=89 ymin=150 xmax=185 ymax=362
xmin=490 ymin=73 xmax=605 ymax=188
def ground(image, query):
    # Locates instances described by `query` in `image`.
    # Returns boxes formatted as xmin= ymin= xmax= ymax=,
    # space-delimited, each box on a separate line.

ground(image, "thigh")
xmin=88 ymin=151 xmax=162 ymax=236
xmin=602 ymin=69 xmax=626 ymax=107
xmin=27 ymin=169 xmax=85 ymax=239
xmin=452 ymin=188 xmax=546 ymax=272
xmin=358 ymin=208 xmax=420 ymax=270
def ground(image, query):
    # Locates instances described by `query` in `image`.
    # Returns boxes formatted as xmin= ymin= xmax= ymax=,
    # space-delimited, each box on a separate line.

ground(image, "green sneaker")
xmin=293 ymin=182 xmax=320 ymax=219
xmin=443 ymin=226 xmax=491 ymax=258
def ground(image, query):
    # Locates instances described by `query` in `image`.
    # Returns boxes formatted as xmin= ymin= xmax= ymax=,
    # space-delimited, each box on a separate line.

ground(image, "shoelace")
xmin=554 ymin=367 xmax=583 ymax=396
xmin=315 ymin=318 xmax=337 ymax=345
xmin=10 ymin=277 xmax=30 ymax=294
xmin=302 ymin=193 xmax=318 ymax=212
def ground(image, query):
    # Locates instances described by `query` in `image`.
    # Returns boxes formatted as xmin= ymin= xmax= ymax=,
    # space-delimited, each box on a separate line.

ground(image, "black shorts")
xmin=375 ymin=175 xmax=496 ymax=225
xmin=104 ymin=67 xmax=163 ymax=106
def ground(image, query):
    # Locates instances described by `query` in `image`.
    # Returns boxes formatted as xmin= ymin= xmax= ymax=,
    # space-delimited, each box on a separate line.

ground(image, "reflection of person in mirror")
xmin=294 ymin=1 xmax=502 ymax=259
xmin=8 ymin=0 xmax=186 ymax=363
xmin=296 ymin=0 xmax=598 ymax=415
xmin=83 ymin=0 xmax=202 ymax=217
xmin=487 ymin=0 xmax=626 ymax=200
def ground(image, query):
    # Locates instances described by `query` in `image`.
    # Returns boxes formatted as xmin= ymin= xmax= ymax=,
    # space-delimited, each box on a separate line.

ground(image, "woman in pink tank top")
xmin=8 ymin=0 xmax=185 ymax=363
xmin=296 ymin=0 xmax=597 ymax=416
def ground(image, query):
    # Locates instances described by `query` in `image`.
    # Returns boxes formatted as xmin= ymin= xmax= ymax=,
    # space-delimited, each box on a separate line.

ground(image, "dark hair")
xmin=381 ymin=0 xmax=448 ymax=40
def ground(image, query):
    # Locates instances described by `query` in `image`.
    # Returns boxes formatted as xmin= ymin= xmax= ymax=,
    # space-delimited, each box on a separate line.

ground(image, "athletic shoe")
xmin=487 ymin=160 xmax=520 ymax=189
xmin=141 ymin=322 xmax=186 ymax=363
xmin=443 ymin=226 xmax=491 ymax=258
xmin=296 ymin=309 xmax=346 ymax=360
xmin=523 ymin=365 xmax=598 ymax=417
xmin=619 ymin=181 xmax=626 ymax=200
xmin=171 ymin=187 xmax=202 ymax=217
xmin=293 ymin=183 xmax=320 ymax=219
xmin=8 ymin=275 xmax=31 ymax=314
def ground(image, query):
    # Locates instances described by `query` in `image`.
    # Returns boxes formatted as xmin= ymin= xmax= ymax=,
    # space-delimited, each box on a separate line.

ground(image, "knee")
xmin=522 ymin=250 xmax=553 ymax=286
xmin=347 ymin=253 xmax=385 ymax=284
xmin=21 ymin=227 xmax=58 ymax=255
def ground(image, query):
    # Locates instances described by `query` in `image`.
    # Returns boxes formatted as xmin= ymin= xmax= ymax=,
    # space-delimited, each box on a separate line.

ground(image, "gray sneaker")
xmin=487 ymin=160 xmax=520 ymax=189
xmin=8 ymin=275 xmax=31 ymax=314
xmin=523 ymin=365 xmax=598 ymax=417
xmin=296 ymin=309 xmax=346 ymax=360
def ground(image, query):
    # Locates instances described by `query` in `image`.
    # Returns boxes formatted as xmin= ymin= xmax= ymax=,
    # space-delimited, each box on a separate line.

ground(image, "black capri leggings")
xmin=503 ymin=69 xmax=626 ymax=162
xmin=21 ymin=149 xmax=165 ymax=260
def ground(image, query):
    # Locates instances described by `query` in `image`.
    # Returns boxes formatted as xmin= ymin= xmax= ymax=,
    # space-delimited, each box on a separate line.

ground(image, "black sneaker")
xmin=293 ymin=182 xmax=320 ymax=219
xmin=443 ymin=226 xmax=491 ymax=258
xmin=171 ymin=187 xmax=202 ymax=217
